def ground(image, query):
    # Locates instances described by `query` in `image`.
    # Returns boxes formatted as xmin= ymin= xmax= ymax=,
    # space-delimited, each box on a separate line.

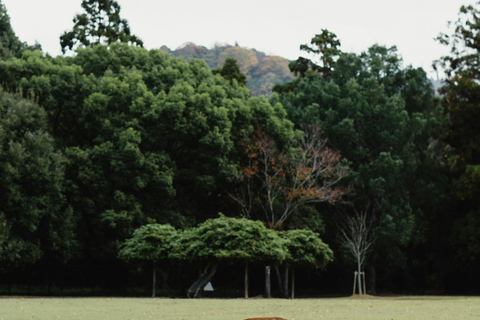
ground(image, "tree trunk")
xmin=244 ymin=263 xmax=249 ymax=298
xmin=291 ymin=267 xmax=295 ymax=299
xmin=264 ymin=266 xmax=271 ymax=298
xmin=357 ymin=257 xmax=363 ymax=295
xmin=274 ymin=266 xmax=285 ymax=297
xmin=283 ymin=265 xmax=289 ymax=299
xmin=187 ymin=263 xmax=219 ymax=298
xmin=152 ymin=262 xmax=156 ymax=298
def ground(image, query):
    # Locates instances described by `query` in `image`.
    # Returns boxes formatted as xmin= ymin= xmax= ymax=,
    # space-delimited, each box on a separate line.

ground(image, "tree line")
xmin=0 ymin=0 xmax=479 ymax=296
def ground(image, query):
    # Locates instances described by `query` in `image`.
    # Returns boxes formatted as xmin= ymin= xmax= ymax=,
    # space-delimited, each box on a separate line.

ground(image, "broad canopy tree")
xmin=279 ymin=229 xmax=333 ymax=298
xmin=118 ymin=224 xmax=177 ymax=297
xmin=120 ymin=215 xmax=334 ymax=299
xmin=173 ymin=215 xmax=287 ymax=298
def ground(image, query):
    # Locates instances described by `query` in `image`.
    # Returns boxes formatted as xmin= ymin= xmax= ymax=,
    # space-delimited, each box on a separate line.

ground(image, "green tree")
xmin=0 ymin=1 xmax=40 ymax=60
xmin=435 ymin=2 xmax=480 ymax=271
xmin=119 ymin=224 xmax=177 ymax=297
xmin=60 ymin=0 xmax=143 ymax=53
xmin=288 ymin=29 xmax=341 ymax=78
xmin=213 ymin=57 xmax=247 ymax=86
xmin=275 ymin=35 xmax=446 ymax=292
xmin=0 ymin=90 xmax=76 ymax=271
xmin=0 ymin=1 xmax=22 ymax=59
xmin=170 ymin=215 xmax=286 ymax=298
xmin=279 ymin=229 xmax=333 ymax=298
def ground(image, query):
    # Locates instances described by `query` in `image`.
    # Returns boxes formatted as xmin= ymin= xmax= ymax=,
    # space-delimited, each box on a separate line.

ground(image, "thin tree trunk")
xmin=244 ymin=262 xmax=249 ymax=298
xmin=264 ymin=266 xmax=271 ymax=298
xmin=291 ymin=267 xmax=295 ymax=299
xmin=357 ymin=257 xmax=363 ymax=295
xmin=152 ymin=262 xmax=156 ymax=298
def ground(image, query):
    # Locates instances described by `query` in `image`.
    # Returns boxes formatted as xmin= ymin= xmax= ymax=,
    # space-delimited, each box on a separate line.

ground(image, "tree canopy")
xmin=0 ymin=90 xmax=76 ymax=271
xmin=60 ymin=0 xmax=143 ymax=53
xmin=0 ymin=43 xmax=295 ymax=265
xmin=275 ymin=35 xmax=447 ymax=290
xmin=435 ymin=2 xmax=480 ymax=267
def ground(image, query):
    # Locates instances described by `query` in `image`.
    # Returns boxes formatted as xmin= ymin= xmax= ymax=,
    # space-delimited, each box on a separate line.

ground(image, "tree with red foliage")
xmin=229 ymin=125 xmax=349 ymax=229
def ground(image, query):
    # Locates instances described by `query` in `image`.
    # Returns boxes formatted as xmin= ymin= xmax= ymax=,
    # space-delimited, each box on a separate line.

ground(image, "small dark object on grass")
xmin=244 ymin=318 xmax=288 ymax=320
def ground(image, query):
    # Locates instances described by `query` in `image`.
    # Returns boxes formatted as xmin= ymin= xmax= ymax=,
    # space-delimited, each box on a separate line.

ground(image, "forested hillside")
xmin=161 ymin=42 xmax=295 ymax=97
xmin=0 ymin=0 xmax=479 ymax=297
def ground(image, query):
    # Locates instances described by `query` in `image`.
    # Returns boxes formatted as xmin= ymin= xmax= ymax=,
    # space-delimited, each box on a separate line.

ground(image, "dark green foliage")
xmin=118 ymin=224 xmax=177 ymax=263
xmin=60 ymin=0 xmax=143 ymax=53
xmin=167 ymin=215 xmax=287 ymax=298
xmin=275 ymin=33 xmax=447 ymax=288
xmin=0 ymin=1 xmax=40 ymax=60
xmin=0 ymin=90 xmax=76 ymax=270
xmin=280 ymin=229 xmax=333 ymax=269
xmin=436 ymin=2 xmax=480 ymax=167
xmin=213 ymin=57 xmax=247 ymax=86
xmin=435 ymin=2 xmax=480 ymax=267
xmin=290 ymin=29 xmax=341 ymax=78
xmin=174 ymin=214 xmax=287 ymax=265
xmin=0 ymin=3 xmax=477 ymax=294
xmin=0 ymin=2 xmax=22 ymax=59
xmin=0 ymin=43 xmax=294 ymax=264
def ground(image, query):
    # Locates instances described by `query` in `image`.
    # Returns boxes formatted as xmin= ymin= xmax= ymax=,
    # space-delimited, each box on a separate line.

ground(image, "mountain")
xmin=161 ymin=42 xmax=295 ymax=97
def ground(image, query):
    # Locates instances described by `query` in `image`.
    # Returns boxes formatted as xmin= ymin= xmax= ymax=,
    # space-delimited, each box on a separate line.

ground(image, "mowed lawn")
xmin=1 ymin=296 xmax=479 ymax=320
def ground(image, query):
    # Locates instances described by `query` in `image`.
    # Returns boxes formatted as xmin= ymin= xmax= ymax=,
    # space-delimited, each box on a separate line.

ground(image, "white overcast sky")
xmin=2 ymin=0 xmax=472 ymax=77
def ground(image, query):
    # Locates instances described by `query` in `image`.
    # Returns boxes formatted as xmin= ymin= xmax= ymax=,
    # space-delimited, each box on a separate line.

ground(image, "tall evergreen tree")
xmin=60 ymin=0 xmax=143 ymax=53
xmin=213 ymin=57 xmax=247 ymax=86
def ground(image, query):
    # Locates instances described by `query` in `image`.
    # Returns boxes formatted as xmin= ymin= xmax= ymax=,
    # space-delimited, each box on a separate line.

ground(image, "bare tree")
xmin=338 ymin=202 xmax=376 ymax=295
xmin=229 ymin=125 xmax=350 ymax=228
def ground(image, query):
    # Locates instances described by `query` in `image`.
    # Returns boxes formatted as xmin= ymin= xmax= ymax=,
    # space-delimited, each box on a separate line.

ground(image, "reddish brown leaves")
xmin=230 ymin=126 xmax=350 ymax=227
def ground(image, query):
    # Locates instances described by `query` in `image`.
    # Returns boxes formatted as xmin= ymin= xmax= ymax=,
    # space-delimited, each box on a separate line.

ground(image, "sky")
xmin=2 ymin=0 xmax=472 ymax=78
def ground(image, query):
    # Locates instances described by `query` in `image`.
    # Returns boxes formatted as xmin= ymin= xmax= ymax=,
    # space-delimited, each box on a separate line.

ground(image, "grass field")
xmin=1 ymin=296 xmax=479 ymax=320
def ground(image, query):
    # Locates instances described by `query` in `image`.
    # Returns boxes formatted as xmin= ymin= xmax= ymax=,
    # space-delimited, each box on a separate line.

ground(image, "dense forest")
xmin=0 ymin=0 xmax=479 ymax=297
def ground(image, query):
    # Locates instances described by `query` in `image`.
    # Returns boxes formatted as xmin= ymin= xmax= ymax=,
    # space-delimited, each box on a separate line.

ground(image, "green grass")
xmin=0 ymin=296 xmax=479 ymax=320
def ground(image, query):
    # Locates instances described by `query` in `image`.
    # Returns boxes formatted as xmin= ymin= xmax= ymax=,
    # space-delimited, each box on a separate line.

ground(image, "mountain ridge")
xmin=161 ymin=42 xmax=295 ymax=96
